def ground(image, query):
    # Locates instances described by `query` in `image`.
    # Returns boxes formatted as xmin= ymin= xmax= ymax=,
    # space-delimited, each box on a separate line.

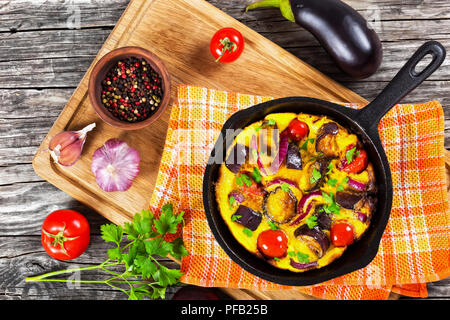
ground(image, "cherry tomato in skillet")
xmin=41 ymin=209 xmax=90 ymax=261
xmin=330 ymin=222 xmax=355 ymax=247
xmin=342 ymin=148 xmax=368 ymax=174
xmin=210 ymin=27 xmax=245 ymax=63
xmin=257 ymin=229 xmax=288 ymax=259
xmin=287 ymin=119 xmax=309 ymax=141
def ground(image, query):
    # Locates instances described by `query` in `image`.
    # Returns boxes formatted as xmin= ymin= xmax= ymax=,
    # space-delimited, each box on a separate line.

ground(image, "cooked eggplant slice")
xmin=286 ymin=142 xmax=302 ymax=170
xmin=294 ymin=225 xmax=330 ymax=258
xmin=225 ymin=144 xmax=249 ymax=173
xmin=365 ymin=163 xmax=377 ymax=193
xmin=231 ymin=205 xmax=262 ymax=231
xmin=315 ymin=122 xmax=339 ymax=157
xmin=314 ymin=205 xmax=332 ymax=230
xmin=305 ymin=157 xmax=331 ymax=192
xmin=335 ymin=191 xmax=364 ymax=209
xmin=263 ymin=187 xmax=297 ymax=224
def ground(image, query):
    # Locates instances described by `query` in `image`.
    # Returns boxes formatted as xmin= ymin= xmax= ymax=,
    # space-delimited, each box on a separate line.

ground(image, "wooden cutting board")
xmin=32 ymin=0 xmax=449 ymax=300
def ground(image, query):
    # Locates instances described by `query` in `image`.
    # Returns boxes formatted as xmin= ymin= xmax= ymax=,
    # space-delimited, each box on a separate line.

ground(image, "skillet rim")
xmin=203 ymin=96 xmax=393 ymax=286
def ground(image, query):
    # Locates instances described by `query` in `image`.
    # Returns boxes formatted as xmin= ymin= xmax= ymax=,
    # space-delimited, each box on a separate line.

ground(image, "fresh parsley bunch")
xmin=26 ymin=203 xmax=189 ymax=300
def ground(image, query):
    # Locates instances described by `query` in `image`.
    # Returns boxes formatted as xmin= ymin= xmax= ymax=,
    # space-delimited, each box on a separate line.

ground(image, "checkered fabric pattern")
xmin=149 ymin=85 xmax=450 ymax=300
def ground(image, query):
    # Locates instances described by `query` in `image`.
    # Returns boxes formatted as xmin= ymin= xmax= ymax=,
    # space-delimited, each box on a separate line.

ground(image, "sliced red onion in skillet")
xmin=266 ymin=178 xmax=298 ymax=189
xmin=290 ymin=259 xmax=318 ymax=270
xmin=289 ymin=201 xmax=313 ymax=226
xmin=357 ymin=212 xmax=367 ymax=222
xmin=298 ymin=190 xmax=322 ymax=213
xmin=251 ymin=135 xmax=267 ymax=176
xmin=228 ymin=191 xmax=245 ymax=203
xmin=347 ymin=178 xmax=366 ymax=192
xmin=289 ymin=191 xmax=322 ymax=226
xmin=269 ymin=129 xmax=289 ymax=174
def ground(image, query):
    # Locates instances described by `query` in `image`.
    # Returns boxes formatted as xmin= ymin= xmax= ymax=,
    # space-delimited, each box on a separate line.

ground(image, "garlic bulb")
xmin=91 ymin=139 xmax=140 ymax=192
xmin=49 ymin=123 xmax=96 ymax=166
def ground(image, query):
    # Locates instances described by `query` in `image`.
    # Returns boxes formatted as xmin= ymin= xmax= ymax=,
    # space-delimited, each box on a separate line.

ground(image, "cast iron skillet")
xmin=203 ymin=41 xmax=446 ymax=286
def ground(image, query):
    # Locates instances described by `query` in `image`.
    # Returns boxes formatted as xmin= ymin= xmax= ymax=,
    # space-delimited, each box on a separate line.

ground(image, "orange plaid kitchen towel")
xmin=149 ymin=85 xmax=450 ymax=300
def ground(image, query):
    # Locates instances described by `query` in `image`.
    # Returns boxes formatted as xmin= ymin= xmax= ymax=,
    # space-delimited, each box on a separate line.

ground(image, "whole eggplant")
xmin=246 ymin=0 xmax=383 ymax=79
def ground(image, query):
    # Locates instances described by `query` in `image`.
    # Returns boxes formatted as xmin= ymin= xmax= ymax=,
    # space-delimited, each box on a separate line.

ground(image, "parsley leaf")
xmin=306 ymin=216 xmax=318 ymax=229
xmin=267 ymin=220 xmax=279 ymax=230
xmin=326 ymin=162 xmax=334 ymax=175
xmin=310 ymin=168 xmax=322 ymax=184
xmin=243 ymin=228 xmax=253 ymax=237
xmin=252 ymin=167 xmax=262 ymax=183
xmin=240 ymin=173 xmax=253 ymax=187
xmin=346 ymin=147 xmax=357 ymax=164
xmin=281 ymin=182 xmax=291 ymax=192
xmin=327 ymin=178 xmax=338 ymax=187
xmin=229 ymin=195 xmax=235 ymax=209
xmin=300 ymin=138 xmax=315 ymax=151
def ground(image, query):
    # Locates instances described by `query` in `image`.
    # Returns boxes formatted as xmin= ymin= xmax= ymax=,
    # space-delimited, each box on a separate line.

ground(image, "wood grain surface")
xmin=0 ymin=0 xmax=449 ymax=300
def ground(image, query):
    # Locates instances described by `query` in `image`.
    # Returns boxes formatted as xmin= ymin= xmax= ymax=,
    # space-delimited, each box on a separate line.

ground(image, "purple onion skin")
xmin=266 ymin=178 xmax=298 ymax=189
xmin=228 ymin=191 xmax=245 ymax=203
xmin=347 ymin=178 xmax=366 ymax=192
xmin=290 ymin=258 xmax=318 ymax=270
xmin=270 ymin=129 xmax=289 ymax=174
xmin=357 ymin=212 xmax=367 ymax=222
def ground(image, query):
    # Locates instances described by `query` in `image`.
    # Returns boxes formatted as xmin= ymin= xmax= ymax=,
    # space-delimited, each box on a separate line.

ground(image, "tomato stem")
xmin=215 ymin=37 xmax=238 ymax=62
xmin=42 ymin=223 xmax=79 ymax=257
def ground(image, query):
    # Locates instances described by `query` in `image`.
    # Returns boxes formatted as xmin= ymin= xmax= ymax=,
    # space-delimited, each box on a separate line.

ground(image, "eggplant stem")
xmin=245 ymin=0 xmax=281 ymax=12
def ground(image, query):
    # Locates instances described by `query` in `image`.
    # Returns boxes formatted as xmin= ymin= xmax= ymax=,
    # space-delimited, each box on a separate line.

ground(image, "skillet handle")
xmin=355 ymin=41 xmax=446 ymax=132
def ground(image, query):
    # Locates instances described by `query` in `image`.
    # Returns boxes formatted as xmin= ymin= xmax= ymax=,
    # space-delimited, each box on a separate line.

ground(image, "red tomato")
xmin=331 ymin=222 xmax=355 ymax=247
xmin=257 ymin=229 xmax=288 ymax=258
xmin=343 ymin=149 xmax=368 ymax=174
xmin=41 ymin=209 xmax=90 ymax=261
xmin=210 ymin=27 xmax=245 ymax=63
xmin=288 ymin=119 xmax=309 ymax=141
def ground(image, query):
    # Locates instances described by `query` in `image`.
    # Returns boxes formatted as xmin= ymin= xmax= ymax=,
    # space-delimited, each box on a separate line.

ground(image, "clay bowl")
xmin=88 ymin=46 xmax=171 ymax=130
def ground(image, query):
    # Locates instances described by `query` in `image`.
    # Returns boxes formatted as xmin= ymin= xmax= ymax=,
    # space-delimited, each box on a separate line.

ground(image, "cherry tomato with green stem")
xmin=210 ymin=27 xmax=245 ymax=63
xmin=41 ymin=209 xmax=90 ymax=261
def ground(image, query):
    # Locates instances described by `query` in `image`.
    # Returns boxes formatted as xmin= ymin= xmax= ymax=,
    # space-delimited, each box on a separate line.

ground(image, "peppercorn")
xmin=100 ymin=57 xmax=164 ymax=123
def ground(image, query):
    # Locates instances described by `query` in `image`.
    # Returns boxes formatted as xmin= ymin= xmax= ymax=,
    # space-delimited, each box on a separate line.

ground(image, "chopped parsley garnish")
xmin=267 ymin=220 xmax=279 ymax=230
xmin=345 ymin=147 xmax=360 ymax=164
xmin=326 ymin=178 xmax=338 ymax=187
xmin=255 ymin=119 xmax=276 ymax=132
xmin=281 ymin=182 xmax=291 ymax=193
xmin=321 ymin=191 xmax=341 ymax=215
xmin=310 ymin=168 xmax=322 ymax=184
xmin=243 ymin=228 xmax=253 ymax=237
xmin=288 ymin=251 xmax=310 ymax=263
xmin=306 ymin=216 xmax=318 ymax=229
xmin=300 ymin=138 xmax=315 ymax=151
xmin=252 ymin=167 xmax=262 ymax=183
xmin=231 ymin=214 xmax=241 ymax=222
xmin=326 ymin=162 xmax=334 ymax=175
xmin=228 ymin=195 xmax=235 ymax=209
xmin=236 ymin=174 xmax=252 ymax=187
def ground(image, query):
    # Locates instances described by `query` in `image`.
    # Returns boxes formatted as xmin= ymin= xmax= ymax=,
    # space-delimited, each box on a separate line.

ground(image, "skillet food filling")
xmin=215 ymin=113 xmax=377 ymax=272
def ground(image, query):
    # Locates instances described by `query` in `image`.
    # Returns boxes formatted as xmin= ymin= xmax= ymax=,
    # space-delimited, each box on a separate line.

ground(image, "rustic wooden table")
xmin=0 ymin=0 xmax=448 ymax=300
